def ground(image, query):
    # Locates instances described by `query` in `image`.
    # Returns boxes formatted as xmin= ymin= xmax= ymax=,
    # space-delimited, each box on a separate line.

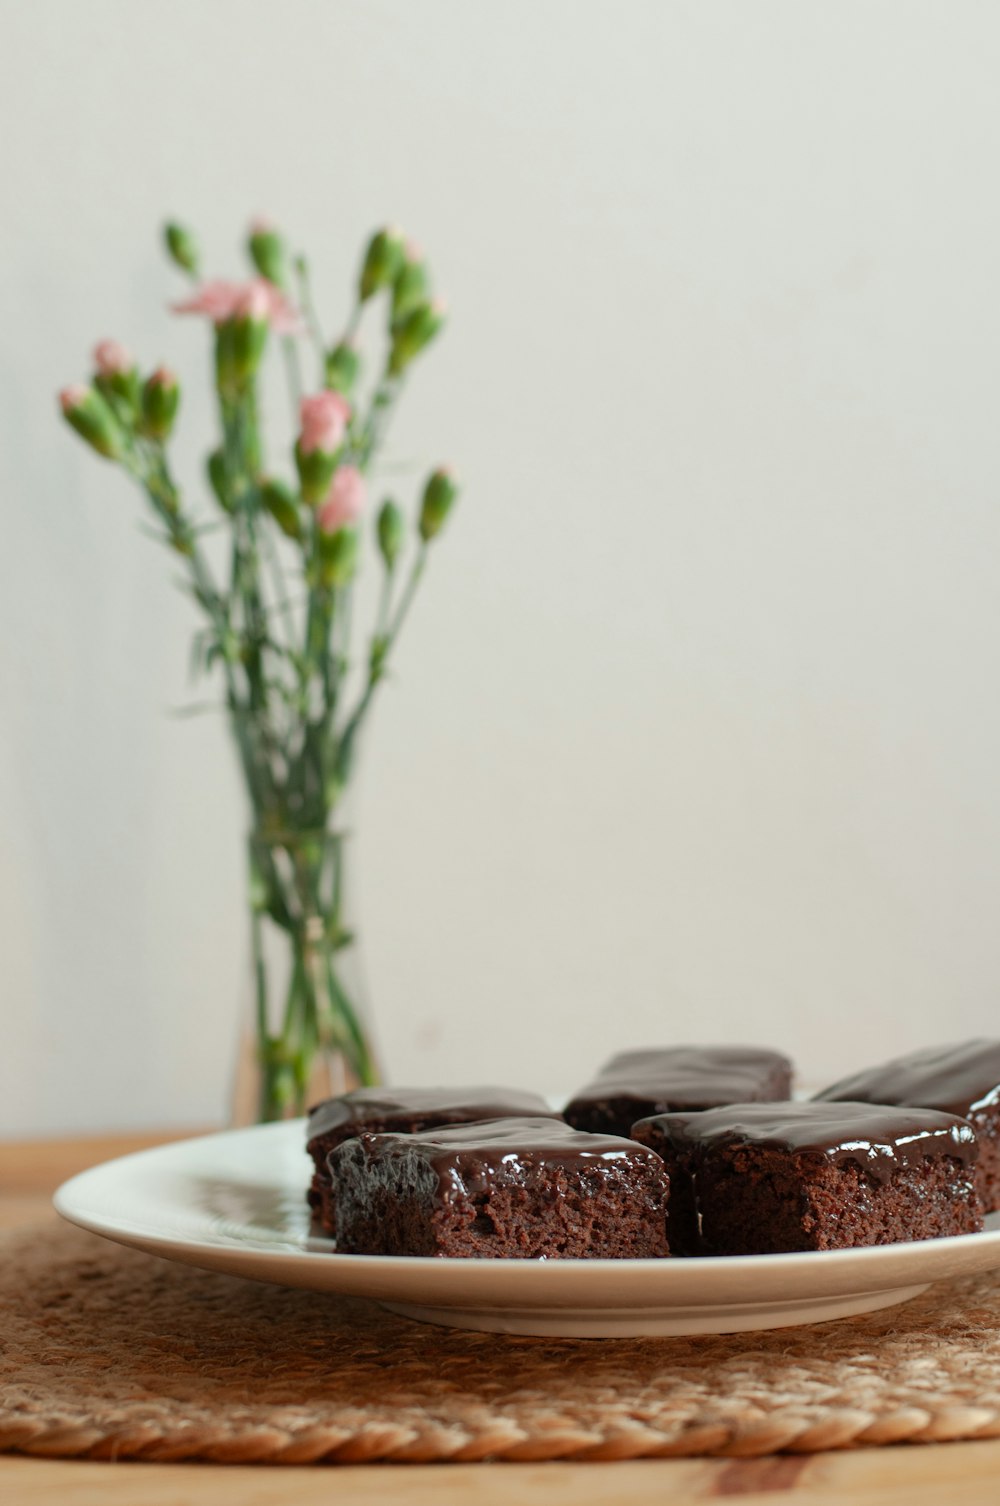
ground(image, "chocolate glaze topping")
xmin=567 ymin=1046 xmax=793 ymax=1113
xmin=348 ymin=1116 xmax=665 ymax=1203
xmin=814 ymin=1039 xmax=1000 ymax=1118
xmin=307 ymin=1085 xmax=553 ymax=1143
xmin=634 ymin=1100 xmax=978 ymax=1183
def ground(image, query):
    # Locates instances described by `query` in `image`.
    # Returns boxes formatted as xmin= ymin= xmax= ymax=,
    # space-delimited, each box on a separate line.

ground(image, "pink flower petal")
xmin=171 ymin=277 xmax=302 ymax=332
xmin=299 ymin=390 xmax=351 ymax=455
xmin=318 ymin=465 xmax=366 ymax=532
xmin=93 ymin=339 xmax=132 ymax=377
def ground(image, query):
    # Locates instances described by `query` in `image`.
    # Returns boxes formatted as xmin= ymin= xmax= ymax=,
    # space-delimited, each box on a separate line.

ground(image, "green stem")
xmin=250 ymin=826 xmax=379 ymax=1114
xmin=375 ymin=565 xmax=394 ymax=640
xmin=355 ymin=372 xmax=404 ymax=469
xmin=325 ymin=952 xmax=377 ymax=1085
xmin=344 ymin=297 xmax=363 ymax=342
xmin=251 ymin=905 xmax=268 ymax=1046
xmin=386 ymin=542 xmax=428 ymax=642
xmin=294 ymin=255 xmax=328 ymax=382
xmin=335 ymin=584 xmax=353 ymax=689
xmin=222 ymin=391 xmax=275 ymax=745
xmin=334 ymin=545 xmax=427 ymax=788
xmin=259 ymin=510 xmax=296 ymax=655
xmin=281 ymin=335 xmax=302 ymax=421
xmin=126 ymin=440 xmax=242 ymax=710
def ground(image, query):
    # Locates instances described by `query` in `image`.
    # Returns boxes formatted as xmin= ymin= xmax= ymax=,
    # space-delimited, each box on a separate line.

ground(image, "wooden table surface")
xmin=3 ymin=1133 xmax=1000 ymax=1505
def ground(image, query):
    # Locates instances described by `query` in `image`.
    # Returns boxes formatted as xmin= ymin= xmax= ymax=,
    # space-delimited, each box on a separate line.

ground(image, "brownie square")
xmin=815 ymin=1039 xmax=1000 ymax=1212
xmin=306 ymin=1086 xmax=556 ymax=1234
xmin=330 ymin=1116 xmax=671 ymax=1259
xmin=632 ymin=1101 xmax=982 ymax=1256
xmin=563 ymin=1046 xmax=793 ymax=1139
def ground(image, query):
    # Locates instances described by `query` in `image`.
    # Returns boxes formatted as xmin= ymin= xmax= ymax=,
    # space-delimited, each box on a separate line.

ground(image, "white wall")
xmin=3 ymin=0 xmax=1000 ymax=1135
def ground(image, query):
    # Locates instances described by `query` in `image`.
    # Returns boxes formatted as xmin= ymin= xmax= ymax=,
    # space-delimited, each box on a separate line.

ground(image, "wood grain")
xmin=3 ymin=1133 xmax=1000 ymax=1504
xmin=5 ymin=1447 xmax=1000 ymax=1506
xmin=0 ymin=1129 xmax=207 ymax=1195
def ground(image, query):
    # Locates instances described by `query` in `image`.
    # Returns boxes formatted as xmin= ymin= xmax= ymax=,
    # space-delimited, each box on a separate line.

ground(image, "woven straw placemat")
xmin=5 ymin=1222 xmax=1000 ymax=1463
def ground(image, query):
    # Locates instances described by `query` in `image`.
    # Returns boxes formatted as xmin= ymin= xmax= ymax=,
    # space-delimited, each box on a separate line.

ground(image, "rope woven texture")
xmin=4 ymin=1223 xmax=1000 ymax=1463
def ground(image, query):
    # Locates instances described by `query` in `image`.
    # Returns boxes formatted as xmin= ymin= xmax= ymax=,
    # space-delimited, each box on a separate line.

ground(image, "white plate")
xmin=54 ymin=1119 xmax=1000 ymax=1338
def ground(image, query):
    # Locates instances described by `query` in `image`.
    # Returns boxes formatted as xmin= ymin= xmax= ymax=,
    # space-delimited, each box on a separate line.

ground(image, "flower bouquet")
xmin=59 ymin=219 xmax=459 ymax=1120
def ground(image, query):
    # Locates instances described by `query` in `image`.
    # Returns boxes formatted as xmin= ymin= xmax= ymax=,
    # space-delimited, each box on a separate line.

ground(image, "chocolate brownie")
xmin=563 ymin=1046 xmax=793 ymax=1139
xmin=330 ymin=1117 xmax=671 ymax=1258
xmin=306 ymin=1086 xmax=555 ymax=1233
xmin=815 ymin=1039 xmax=1000 ymax=1212
xmin=632 ymin=1101 xmax=982 ymax=1256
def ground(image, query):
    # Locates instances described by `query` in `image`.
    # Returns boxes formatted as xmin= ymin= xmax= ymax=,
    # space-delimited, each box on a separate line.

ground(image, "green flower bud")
xmin=388 ymin=298 xmax=446 ymax=376
xmin=91 ymin=343 xmax=138 ymax=426
xmin=214 ymin=323 xmax=237 ymax=393
xmin=247 ymin=218 xmax=288 ymax=287
xmin=324 ymin=339 xmax=361 ymax=395
xmin=164 ymin=220 xmax=199 ymax=276
xmin=295 ymin=442 xmax=337 ymax=508
xmin=391 ymin=254 xmax=429 ymax=323
xmin=419 ymin=467 xmax=458 ymax=541
xmin=260 ymin=476 xmax=302 ymax=540
xmin=230 ymin=313 xmax=269 ymax=385
xmin=319 ymin=525 xmax=359 ymax=586
xmin=216 ymin=299 xmax=269 ymax=393
xmin=206 ymin=448 xmax=233 ymax=512
xmin=58 ymin=384 xmax=123 ymax=461
xmin=359 ymin=226 xmax=405 ymax=302
xmin=376 ymin=497 xmax=405 ymax=568
xmin=139 ymin=367 xmax=180 ymax=441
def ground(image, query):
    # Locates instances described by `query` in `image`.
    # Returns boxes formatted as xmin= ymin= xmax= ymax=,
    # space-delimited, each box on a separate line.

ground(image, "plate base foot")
xmin=380 ymin=1282 xmax=932 ymax=1337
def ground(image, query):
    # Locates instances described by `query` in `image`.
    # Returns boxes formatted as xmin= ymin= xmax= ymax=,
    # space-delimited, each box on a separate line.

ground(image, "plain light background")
xmin=3 ymin=1 xmax=1000 ymax=1136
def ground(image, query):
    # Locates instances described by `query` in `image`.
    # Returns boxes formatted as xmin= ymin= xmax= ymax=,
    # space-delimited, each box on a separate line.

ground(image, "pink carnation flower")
xmin=172 ymin=279 xmax=241 ymax=322
xmin=299 ymin=391 xmax=350 ymax=455
xmin=93 ymin=339 xmax=132 ymax=377
xmin=318 ymin=465 xmax=366 ymax=533
xmin=172 ymin=277 xmax=300 ymax=333
xmin=230 ymin=280 xmax=272 ymax=322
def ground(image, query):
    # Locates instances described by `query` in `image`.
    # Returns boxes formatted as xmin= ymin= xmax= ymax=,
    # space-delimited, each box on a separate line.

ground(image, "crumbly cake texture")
xmin=632 ymin=1101 xmax=982 ymax=1256
xmin=563 ymin=1046 xmax=793 ymax=1140
xmin=305 ymin=1086 xmax=556 ymax=1234
xmin=815 ymin=1039 xmax=1000 ymax=1213
xmin=330 ymin=1116 xmax=671 ymax=1259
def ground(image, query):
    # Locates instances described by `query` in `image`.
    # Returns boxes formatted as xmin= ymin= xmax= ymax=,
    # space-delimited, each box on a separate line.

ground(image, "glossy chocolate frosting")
xmin=347 ymin=1116 xmax=666 ymax=1202
xmin=566 ymin=1046 xmax=793 ymax=1113
xmin=814 ymin=1039 xmax=1000 ymax=1118
xmin=307 ymin=1085 xmax=554 ymax=1143
xmin=634 ymin=1100 xmax=978 ymax=1182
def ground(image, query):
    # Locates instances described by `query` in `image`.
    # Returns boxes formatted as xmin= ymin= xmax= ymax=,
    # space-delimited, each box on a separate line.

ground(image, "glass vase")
xmin=230 ymin=815 xmax=380 ymax=1124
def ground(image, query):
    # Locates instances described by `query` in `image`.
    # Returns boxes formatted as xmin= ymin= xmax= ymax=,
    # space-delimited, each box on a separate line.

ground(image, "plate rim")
xmin=53 ymin=1117 xmax=1000 ymax=1289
